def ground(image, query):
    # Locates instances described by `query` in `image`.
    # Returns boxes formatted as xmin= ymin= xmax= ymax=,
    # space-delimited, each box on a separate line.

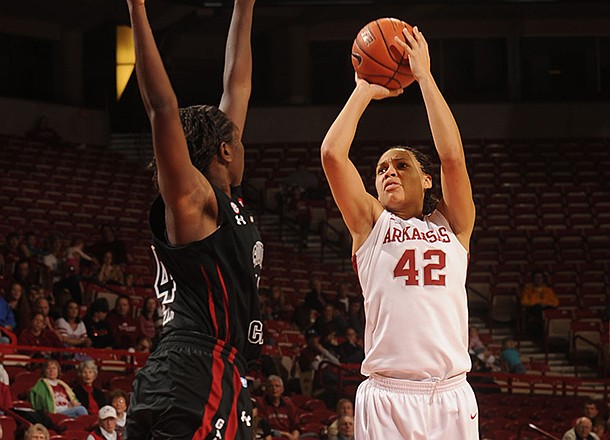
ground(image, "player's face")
xmin=375 ymin=149 xmax=431 ymax=215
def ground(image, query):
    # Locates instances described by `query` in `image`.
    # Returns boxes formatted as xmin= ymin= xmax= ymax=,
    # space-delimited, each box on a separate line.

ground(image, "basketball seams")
xmin=375 ymin=18 xmax=409 ymax=89
xmin=352 ymin=17 xmax=414 ymax=89
xmin=354 ymin=34 xmax=395 ymax=72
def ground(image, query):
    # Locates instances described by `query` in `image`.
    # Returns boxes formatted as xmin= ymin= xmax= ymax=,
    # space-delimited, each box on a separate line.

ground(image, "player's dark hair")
xmin=150 ymin=105 xmax=236 ymax=186
xmin=382 ymin=146 xmax=439 ymax=215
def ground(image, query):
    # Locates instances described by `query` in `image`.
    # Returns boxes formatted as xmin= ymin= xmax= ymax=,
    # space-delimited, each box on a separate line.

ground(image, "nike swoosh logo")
xmin=470 ymin=413 xmax=477 ymax=420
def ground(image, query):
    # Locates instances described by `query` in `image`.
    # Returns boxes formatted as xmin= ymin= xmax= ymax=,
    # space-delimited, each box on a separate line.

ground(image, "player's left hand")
xmin=395 ymin=26 xmax=431 ymax=83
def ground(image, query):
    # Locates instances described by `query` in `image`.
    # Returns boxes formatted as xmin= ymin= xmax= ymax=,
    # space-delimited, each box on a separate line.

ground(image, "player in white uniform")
xmin=321 ymin=26 xmax=478 ymax=440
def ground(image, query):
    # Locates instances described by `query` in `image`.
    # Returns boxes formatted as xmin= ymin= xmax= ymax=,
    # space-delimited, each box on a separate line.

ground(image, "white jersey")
xmin=354 ymin=209 xmax=471 ymax=380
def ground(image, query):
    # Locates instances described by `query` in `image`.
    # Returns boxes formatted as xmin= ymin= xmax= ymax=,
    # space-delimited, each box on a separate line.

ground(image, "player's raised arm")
xmin=127 ymin=0 xmax=212 ymax=244
xmin=219 ymin=0 xmax=255 ymax=145
xmin=398 ymin=26 xmax=475 ymax=248
xmin=321 ymin=79 xmax=402 ymax=253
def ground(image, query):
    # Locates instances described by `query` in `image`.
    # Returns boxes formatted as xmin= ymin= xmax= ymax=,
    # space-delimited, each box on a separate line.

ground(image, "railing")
xmin=468 ymin=371 xmax=610 ymax=399
xmin=0 ymin=337 xmax=149 ymax=373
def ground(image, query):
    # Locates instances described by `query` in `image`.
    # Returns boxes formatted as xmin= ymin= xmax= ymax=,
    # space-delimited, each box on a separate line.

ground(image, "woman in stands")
xmin=55 ymin=299 xmax=92 ymax=349
xmin=321 ymin=26 xmax=478 ymax=439
xmin=72 ymin=360 xmax=107 ymax=416
xmin=29 ymin=359 xmax=88 ymax=418
xmin=124 ymin=0 xmax=263 ymax=438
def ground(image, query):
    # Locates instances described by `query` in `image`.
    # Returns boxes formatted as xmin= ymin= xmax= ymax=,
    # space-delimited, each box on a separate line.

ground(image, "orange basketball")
xmin=351 ymin=17 xmax=415 ymax=90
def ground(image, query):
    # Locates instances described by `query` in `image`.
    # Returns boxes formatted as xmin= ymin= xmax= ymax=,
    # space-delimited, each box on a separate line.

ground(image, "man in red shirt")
xmin=256 ymin=375 xmax=300 ymax=440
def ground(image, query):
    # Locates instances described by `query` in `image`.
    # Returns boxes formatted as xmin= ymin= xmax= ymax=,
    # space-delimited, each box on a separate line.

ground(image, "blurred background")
xmin=0 ymin=0 xmax=609 ymax=146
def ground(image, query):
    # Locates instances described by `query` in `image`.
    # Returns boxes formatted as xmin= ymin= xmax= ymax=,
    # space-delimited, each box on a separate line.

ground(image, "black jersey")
xmin=149 ymin=185 xmax=264 ymax=363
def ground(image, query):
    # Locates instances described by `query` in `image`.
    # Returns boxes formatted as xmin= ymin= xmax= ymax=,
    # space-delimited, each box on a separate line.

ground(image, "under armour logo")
xmin=235 ymin=215 xmax=247 ymax=225
xmin=241 ymin=411 xmax=252 ymax=427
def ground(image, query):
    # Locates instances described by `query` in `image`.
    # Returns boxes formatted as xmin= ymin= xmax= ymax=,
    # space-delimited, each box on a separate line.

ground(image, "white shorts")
xmin=354 ymin=373 xmax=479 ymax=440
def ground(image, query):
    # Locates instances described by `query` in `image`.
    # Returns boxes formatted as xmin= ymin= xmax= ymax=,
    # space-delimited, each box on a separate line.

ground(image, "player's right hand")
xmin=355 ymin=73 xmax=404 ymax=100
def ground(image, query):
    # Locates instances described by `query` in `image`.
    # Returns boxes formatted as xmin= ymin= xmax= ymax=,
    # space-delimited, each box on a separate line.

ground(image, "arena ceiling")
xmin=1 ymin=0 xmax=609 ymax=35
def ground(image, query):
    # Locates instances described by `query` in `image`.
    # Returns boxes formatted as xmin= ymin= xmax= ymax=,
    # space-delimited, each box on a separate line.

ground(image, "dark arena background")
xmin=0 ymin=0 xmax=609 ymax=439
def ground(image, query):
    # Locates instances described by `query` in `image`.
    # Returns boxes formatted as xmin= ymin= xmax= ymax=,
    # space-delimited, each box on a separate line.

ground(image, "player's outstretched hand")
xmin=354 ymin=73 xmax=404 ymax=101
xmin=394 ymin=26 xmax=431 ymax=83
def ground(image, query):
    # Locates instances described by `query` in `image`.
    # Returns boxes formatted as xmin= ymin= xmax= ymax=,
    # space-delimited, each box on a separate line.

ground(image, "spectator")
xmin=263 ymin=284 xmax=293 ymax=321
xmin=86 ymin=405 xmax=119 ymax=440
xmin=327 ymin=399 xmax=354 ymax=440
xmin=14 ymin=259 xmax=39 ymax=290
xmin=346 ymin=300 xmax=364 ymax=338
xmin=50 ymin=288 xmax=71 ymax=320
xmin=73 ymin=360 xmax=107 ymax=415
xmin=65 ymin=238 xmax=96 ymax=276
xmin=42 ymin=235 xmax=65 ymax=289
xmin=0 ymin=362 xmax=9 ymax=385
xmin=468 ymin=354 xmax=501 ymax=394
xmin=97 ymin=252 xmax=124 ymax=286
xmin=0 ymin=294 xmax=17 ymax=332
xmin=84 ymin=298 xmax=113 ymax=348
xmin=337 ymin=327 xmax=365 ymax=364
xmin=138 ymin=297 xmax=159 ymax=342
xmin=26 ymin=286 xmax=46 ymax=312
xmin=468 ymin=326 xmax=486 ymax=356
xmin=302 ymin=275 xmax=326 ymax=314
xmin=333 ymin=283 xmax=352 ymax=317
xmin=110 ymin=389 xmax=128 ymax=436
xmin=257 ymin=375 xmax=300 ymax=440
xmin=593 ymin=419 xmax=609 ymax=440
xmin=314 ymin=304 xmax=347 ymax=337
xmin=2 ymin=232 xmax=21 ymax=276
xmin=477 ymin=348 xmax=500 ymax=373
xmin=18 ymin=312 xmax=63 ymax=353
xmin=335 ymin=415 xmax=355 ymax=440
xmin=107 ymin=296 xmax=139 ymax=349
xmin=55 ymin=300 xmax=92 ymax=349
xmin=87 ymin=225 xmax=128 ymax=266
xmin=6 ymin=281 xmax=31 ymax=332
xmin=34 ymin=298 xmax=60 ymax=339
xmin=521 ymin=270 xmax=559 ymax=340
xmin=562 ymin=417 xmax=600 ymax=440
xmin=24 ymin=423 xmax=50 ymax=440
xmin=252 ymin=398 xmax=273 ymax=440
xmin=29 ymin=359 xmax=88 ymax=417
xmin=20 ymin=231 xmax=45 ymax=260
xmin=500 ymin=338 xmax=527 ymax=374
xmin=135 ymin=336 xmax=153 ymax=353
xmin=581 ymin=399 xmax=601 ymax=425
xmin=299 ymin=330 xmax=341 ymax=376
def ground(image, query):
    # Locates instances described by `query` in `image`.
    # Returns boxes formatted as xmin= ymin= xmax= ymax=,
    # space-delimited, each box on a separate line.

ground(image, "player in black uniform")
xmin=124 ymin=0 xmax=261 ymax=439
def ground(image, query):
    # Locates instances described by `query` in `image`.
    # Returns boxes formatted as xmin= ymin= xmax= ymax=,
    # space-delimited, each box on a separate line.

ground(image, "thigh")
xmin=128 ymin=343 xmax=253 ymax=440
xmin=430 ymin=382 xmax=479 ymax=440
xmin=354 ymin=379 xmax=429 ymax=440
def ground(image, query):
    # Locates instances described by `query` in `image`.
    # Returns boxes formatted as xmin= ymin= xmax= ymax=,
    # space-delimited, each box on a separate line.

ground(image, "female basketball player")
xmin=321 ymin=26 xmax=479 ymax=439
xmin=124 ymin=0 xmax=263 ymax=439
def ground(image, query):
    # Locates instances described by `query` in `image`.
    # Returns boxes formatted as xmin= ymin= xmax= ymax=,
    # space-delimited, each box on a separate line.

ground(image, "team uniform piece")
xmin=127 ymin=186 xmax=263 ymax=440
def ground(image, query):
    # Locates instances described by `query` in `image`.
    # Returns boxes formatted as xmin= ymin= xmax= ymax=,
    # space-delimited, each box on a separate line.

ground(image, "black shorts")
xmin=125 ymin=331 xmax=253 ymax=440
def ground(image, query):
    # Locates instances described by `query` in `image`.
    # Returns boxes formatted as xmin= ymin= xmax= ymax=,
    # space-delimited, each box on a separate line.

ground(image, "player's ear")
xmin=423 ymin=173 xmax=432 ymax=189
xmin=219 ymin=141 xmax=233 ymax=164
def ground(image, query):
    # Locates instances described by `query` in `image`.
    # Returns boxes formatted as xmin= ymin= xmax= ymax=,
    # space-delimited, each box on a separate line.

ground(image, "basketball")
xmin=351 ymin=17 xmax=415 ymax=90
